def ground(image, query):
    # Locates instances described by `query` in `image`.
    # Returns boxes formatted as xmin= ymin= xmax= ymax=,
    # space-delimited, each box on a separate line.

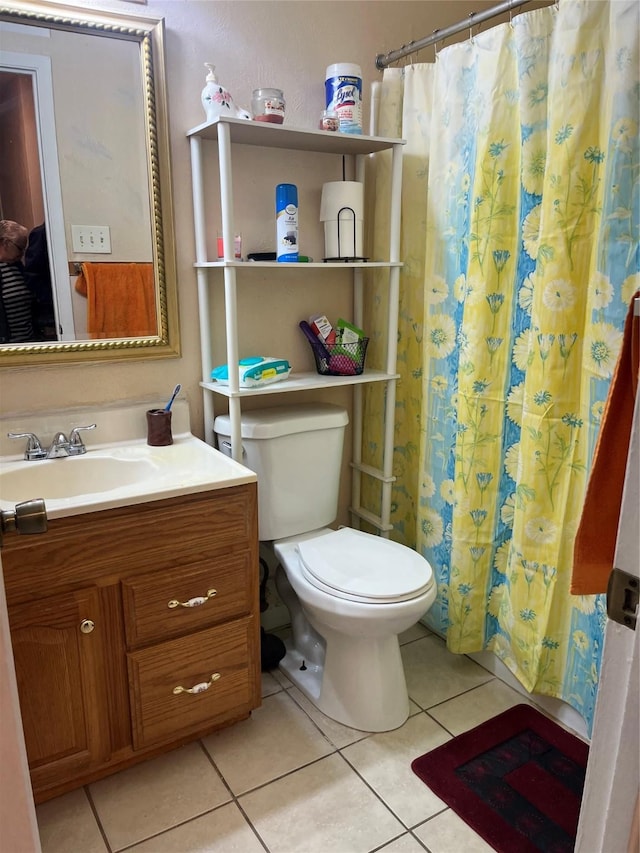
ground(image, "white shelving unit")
xmin=187 ymin=116 xmax=404 ymax=536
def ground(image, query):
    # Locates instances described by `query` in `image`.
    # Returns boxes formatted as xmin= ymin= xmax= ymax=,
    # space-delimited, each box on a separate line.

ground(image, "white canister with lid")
xmin=325 ymin=63 xmax=363 ymax=135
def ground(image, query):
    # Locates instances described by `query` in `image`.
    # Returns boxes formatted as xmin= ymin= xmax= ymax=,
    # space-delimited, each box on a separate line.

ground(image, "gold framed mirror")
xmin=0 ymin=1 xmax=180 ymax=366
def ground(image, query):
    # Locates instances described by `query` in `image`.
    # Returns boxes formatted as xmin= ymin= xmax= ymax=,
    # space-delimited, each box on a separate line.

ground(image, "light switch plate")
xmin=71 ymin=225 xmax=111 ymax=253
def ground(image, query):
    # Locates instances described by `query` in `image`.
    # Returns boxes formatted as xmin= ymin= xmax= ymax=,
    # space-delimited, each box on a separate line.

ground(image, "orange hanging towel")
xmin=571 ymin=292 xmax=640 ymax=595
xmin=75 ymin=262 xmax=157 ymax=339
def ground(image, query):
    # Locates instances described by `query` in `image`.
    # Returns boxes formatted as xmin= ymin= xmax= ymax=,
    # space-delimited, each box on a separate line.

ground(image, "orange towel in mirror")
xmin=571 ymin=292 xmax=639 ymax=595
xmin=75 ymin=262 xmax=157 ymax=339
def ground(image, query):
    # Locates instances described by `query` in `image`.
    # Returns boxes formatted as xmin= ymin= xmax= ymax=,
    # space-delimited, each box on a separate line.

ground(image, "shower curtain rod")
xmin=375 ymin=0 xmax=534 ymax=69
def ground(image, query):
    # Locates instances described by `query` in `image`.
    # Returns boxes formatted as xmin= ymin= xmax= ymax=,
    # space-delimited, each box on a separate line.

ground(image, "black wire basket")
xmin=307 ymin=336 xmax=369 ymax=376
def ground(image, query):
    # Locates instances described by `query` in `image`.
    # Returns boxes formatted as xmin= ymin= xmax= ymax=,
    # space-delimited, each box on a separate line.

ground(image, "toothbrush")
xmin=299 ymin=321 xmax=331 ymax=359
xmin=164 ymin=383 xmax=181 ymax=412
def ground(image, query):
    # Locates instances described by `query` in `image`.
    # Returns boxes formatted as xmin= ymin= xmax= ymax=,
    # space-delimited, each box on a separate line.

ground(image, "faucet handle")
xmin=69 ymin=423 xmax=97 ymax=454
xmin=7 ymin=431 xmax=47 ymax=461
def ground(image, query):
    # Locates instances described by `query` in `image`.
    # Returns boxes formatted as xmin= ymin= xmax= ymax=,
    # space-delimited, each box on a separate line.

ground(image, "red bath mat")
xmin=411 ymin=704 xmax=589 ymax=853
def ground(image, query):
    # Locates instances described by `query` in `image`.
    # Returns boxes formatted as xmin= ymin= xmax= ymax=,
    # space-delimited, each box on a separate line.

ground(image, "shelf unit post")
xmin=349 ymin=141 xmax=403 ymax=537
xmin=217 ymin=121 xmax=243 ymax=461
xmin=378 ymin=141 xmax=404 ymax=535
xmin=351 ymin=151 xmax=367 ymax=528
xmin=190 ymin=135 xmax=216 ymax=445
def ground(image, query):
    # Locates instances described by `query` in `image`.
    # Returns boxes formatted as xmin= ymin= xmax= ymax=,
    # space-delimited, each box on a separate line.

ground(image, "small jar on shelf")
xmin=251 ymin=88 xmax=285 ymax=124
xmin=319 ymin=109 xmax=339 ymax=132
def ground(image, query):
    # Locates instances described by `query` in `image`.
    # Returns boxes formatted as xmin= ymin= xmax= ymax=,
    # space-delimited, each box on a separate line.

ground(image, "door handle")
xmin=0 ymin=498 xmax=48 ymax=546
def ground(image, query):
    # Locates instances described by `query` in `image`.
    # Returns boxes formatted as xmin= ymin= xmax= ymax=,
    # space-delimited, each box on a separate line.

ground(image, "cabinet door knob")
xmin=167 ymin=588 xmax=217 ymax=609
xmin=79 ymin=619 xmax=95 ymax=634
xmin=173 ymin=672 xmax=221 ymax=696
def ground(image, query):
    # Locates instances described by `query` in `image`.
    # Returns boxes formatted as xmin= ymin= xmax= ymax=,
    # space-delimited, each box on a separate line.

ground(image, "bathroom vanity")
xmin=0 ymin=402 xmax=261 ymax=803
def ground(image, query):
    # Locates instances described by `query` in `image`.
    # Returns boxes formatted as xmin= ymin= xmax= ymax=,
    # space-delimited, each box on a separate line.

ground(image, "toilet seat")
xmin=296 ymin=527 xmax=434 ymax=604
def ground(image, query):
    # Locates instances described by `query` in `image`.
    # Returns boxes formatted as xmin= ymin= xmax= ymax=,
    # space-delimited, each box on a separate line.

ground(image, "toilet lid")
xmin=296 ymin=528 xmax=433 ymax=603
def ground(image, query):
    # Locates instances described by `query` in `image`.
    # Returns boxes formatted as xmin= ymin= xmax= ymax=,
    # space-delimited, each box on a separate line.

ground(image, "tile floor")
xmin=37 ymin=623 xmax=547 ymax=853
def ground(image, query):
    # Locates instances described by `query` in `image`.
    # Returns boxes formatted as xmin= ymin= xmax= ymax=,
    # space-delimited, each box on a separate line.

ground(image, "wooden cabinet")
xmin=3 ymin=483 xmax=260 ymax=803
xmin=9 ymin=587 xmax=111 ymax=795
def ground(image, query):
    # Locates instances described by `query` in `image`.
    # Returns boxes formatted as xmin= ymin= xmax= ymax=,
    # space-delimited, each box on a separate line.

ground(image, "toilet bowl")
xmin=214 ymin=403 xmax=436 ymax=733
xmin=274 ymin=526 xmax=436 ymax=732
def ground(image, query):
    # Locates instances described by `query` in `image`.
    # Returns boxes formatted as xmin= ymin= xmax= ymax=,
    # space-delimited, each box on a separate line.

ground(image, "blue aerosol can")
xmin=276 ymin=183 xmax=298 ymax=262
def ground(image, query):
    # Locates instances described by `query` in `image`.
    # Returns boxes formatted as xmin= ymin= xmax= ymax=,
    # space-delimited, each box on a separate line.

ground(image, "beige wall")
xmin=53 ymin=31 xmax=151 ymax=261
xmin=2 ymin=0 xmax=556 ymax=525
xmin=1 ymin=0 xmax=513 ymax=426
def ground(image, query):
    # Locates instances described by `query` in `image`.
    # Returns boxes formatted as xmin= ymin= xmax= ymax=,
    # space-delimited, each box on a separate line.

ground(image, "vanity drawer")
xmin=122 ymin=551 xmax=255 ymax=648
xmin=127 ymin=617 xmax=259 ymax=750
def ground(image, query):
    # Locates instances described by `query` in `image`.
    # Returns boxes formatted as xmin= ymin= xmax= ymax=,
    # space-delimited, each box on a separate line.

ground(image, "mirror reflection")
xmin=0 ymin=218 xmax=55 ymax=342
xmin=0 ymin=3 xmax=179 ymax=365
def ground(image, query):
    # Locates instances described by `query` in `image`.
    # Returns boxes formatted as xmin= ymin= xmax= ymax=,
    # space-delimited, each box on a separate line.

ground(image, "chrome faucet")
xmin=46 ymin=432 xmax=71 ymax=458
xmin=8 ymin=423 xmax=97 ymax=461
xmin=6 ymin=432 xmax=47 ymax=461
xmin=68 ymin=424 xmax=97 ymax=455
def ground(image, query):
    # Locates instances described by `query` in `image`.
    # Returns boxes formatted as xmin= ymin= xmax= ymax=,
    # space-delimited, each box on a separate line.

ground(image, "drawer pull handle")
xmin=173 ymin=673 xmax=221 ymax=696
xmin=167 ymin=589 xmax=217 ymax=609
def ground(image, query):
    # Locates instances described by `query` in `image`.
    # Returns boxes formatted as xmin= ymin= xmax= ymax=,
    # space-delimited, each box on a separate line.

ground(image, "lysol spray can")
xmin=276 ymin=183 xmax=298 ymax=262
xmin=325 ymin=63 xmax=363 ymax=135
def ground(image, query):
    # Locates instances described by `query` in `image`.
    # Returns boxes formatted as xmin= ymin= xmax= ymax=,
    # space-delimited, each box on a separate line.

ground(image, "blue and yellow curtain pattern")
xmin=363 ymin=0 xmax=639 ymax=732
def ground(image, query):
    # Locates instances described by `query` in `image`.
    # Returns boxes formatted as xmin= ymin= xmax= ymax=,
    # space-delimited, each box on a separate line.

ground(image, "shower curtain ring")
xmin=468 ymin=12 xmax=476 ymax=42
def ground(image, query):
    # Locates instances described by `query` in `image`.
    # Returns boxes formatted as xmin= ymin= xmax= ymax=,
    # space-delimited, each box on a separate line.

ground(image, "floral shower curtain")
xmin=363 ymin=0 xmax=639 ymax=732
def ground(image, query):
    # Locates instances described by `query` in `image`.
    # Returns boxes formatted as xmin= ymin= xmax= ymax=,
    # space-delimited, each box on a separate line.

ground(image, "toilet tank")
xmin=214 ymin=403 xmax=348 ymax=541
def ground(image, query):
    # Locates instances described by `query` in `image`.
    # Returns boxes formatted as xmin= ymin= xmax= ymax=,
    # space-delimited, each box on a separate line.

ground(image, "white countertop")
xmin=0 ymin=399 xmax=256 ymax=519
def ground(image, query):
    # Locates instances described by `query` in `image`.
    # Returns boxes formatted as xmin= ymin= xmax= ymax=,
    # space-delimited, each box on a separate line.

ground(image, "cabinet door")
xmin=8 ymin=587 xmax=111 ymax=790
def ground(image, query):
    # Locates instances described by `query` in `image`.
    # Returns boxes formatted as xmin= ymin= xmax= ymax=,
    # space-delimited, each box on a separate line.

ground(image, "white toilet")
xmin=214 ymin=403 xmax=436 ymax=732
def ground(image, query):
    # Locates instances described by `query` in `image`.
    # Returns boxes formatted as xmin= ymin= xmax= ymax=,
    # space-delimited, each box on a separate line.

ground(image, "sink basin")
xmin=0 ymin=456 xmax=157 ymax=500
xmin=0 ymin=437 xmax=256 ymax=519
